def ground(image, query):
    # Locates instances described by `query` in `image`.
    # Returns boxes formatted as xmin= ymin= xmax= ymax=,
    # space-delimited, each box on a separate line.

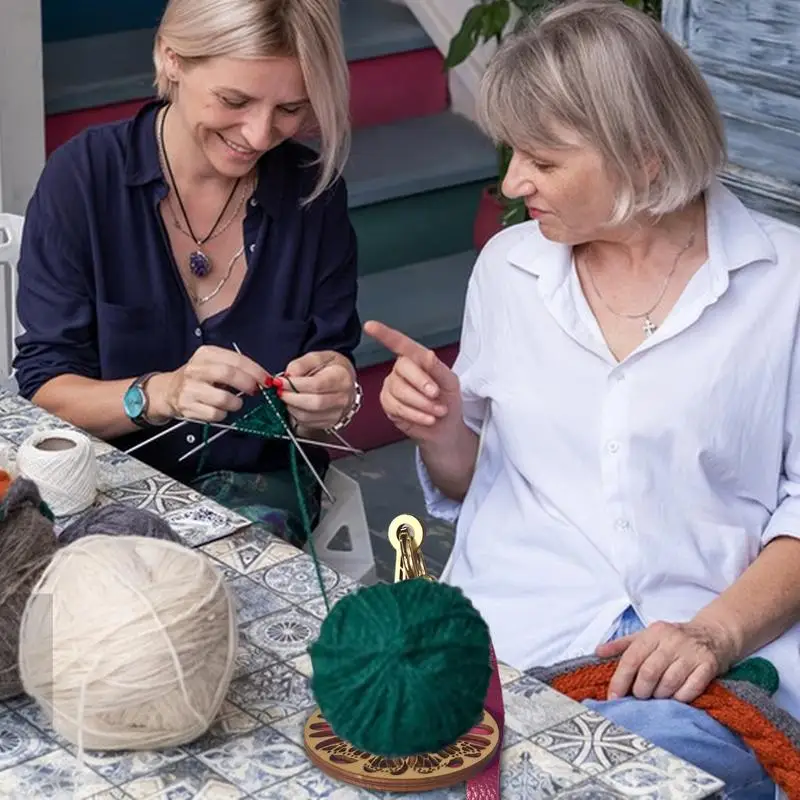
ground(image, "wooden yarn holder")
xmin=303 ymin=515 xmax=502 ymax=793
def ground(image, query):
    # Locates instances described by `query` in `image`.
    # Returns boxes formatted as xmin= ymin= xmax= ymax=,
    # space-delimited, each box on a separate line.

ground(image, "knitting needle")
xmin=124 ymin=419 xmax=186 ymax=455
xmin=232 ymin=343 xmax=335 ymax=503
xmin=276 ymin=365 xmax=364 ymax=460
xmin=123 ymin=389 xmax=247 ymax=456
xmin=327 ymin=428 xmax=364 ymax=460
xmin=175 ymin=417 xmax=363 ymax=454
xmin=178 ymin=426 xmax=229 ymax=462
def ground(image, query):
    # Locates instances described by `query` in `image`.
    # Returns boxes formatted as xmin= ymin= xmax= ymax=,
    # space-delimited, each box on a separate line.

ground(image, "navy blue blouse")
xmin=14 ymin=101 xmax=360 ymax=483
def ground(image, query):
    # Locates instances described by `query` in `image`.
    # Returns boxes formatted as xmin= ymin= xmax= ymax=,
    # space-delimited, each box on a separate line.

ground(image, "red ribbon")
xmin=467 ymin=643 xmax=504 ymax=799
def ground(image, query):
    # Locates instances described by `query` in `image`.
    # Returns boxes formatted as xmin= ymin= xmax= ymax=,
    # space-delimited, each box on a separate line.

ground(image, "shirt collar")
xmin=506 ymin=177 xmax=778 ymax=283
xmin=123 ymin=100 xmax=288 ymax=219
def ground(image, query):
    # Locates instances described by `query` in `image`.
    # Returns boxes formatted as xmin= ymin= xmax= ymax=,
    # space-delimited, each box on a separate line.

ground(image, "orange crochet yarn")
xmin=0 ymin=470 xmax=11 ymax=501
xmin=552 ymin=661 xmax=800 ymax=799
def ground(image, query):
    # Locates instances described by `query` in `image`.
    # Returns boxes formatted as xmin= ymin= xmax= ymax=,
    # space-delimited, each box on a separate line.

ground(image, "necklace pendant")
xmin=643 ymin=316 xmax=657 ymax=336
xmin=189 ymin=250 xmax=212 ymax=278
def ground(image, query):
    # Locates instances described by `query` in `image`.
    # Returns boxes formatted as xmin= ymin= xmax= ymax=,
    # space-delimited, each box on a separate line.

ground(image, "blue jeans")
xmin=583 ymin=607 xmax=775 ymax=799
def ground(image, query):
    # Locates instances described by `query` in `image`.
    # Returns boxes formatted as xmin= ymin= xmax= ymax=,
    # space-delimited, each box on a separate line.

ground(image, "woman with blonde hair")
xmin=368 ymin=0 xmax=799 ymax=794
xmin=14 ymin=0 xmax=361 ymax=545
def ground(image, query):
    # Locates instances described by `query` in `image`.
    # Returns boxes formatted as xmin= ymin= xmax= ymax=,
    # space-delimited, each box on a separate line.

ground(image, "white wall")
xmin=0 ymin=0 xmax=45 ymax=215
xmin=404 ymin=0 xmax=500 ymax=122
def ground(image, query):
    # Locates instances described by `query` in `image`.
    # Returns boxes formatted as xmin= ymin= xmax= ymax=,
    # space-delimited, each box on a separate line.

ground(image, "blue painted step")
xmin=43 ymin=0 xmax=433 ymax=112
xmin=354 ymin=250 xmax=476 ymax=368
xmin=345 ymin=112 xmax=498 ymax=208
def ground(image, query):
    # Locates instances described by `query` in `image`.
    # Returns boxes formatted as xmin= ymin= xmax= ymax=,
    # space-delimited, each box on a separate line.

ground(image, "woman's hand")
xmin=149 ymin=345 xmax=268 ymax=423
xmin=280 ymin=351 xmax=356 ymax=431
xmin=363 ymin=320 xmax=463 ymax=444
xmin=596 ymin=619 xmax=738 ymax=703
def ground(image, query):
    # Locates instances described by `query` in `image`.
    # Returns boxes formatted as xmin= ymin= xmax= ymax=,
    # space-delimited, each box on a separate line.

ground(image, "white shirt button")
xmin=194 ymin=327 xmax=202 ymax=337
xmin=186 ymin=434 xmax=196 ymax=444
xmin=250 ymin=198 xmax=258 ymax=207
xmin=607 ymin=441 xmax=620 ymax=454
xmin=615 ymin=518 xmax=631 ymax=532
xmin=249 ymin=243 xmax=255 ymax=253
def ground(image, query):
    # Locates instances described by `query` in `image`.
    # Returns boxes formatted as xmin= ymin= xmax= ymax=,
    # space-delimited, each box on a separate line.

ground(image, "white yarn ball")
xmin=16 ymin=430 xmax=96 ymax=516
xmin=19 ymin=534 xmax=237 ymax=751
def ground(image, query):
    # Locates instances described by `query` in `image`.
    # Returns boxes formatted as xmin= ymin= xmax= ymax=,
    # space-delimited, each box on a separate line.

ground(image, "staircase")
xmin=41 ymin=0 xmax=497 ymax=451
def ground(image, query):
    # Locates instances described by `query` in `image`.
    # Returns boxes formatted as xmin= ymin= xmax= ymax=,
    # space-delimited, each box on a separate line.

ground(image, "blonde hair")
xmin=478 ymin=0 xmax=726 ymax=222
xmin=154 ymin=0 xmax=350 ymax=203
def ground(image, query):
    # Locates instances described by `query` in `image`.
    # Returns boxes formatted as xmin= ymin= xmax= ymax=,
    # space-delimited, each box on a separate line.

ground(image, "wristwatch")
xmin=123 ymin=372 xmax=163 ymax=428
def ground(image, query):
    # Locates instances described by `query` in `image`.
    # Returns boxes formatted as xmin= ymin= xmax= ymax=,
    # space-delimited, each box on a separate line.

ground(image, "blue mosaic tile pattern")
xmin=0 ymin=389 xmax=725 ymax=798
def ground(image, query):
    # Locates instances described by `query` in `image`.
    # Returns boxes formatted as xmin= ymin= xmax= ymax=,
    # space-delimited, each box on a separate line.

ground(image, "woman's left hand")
xmin=280 ymin=351 xmax=356 ymax=430
xmin=595 ymin=619 xmax=738 ymax=703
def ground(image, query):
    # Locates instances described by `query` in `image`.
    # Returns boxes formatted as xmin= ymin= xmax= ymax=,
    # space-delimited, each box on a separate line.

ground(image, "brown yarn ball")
xmin=0 ymin=478 xmax=59 ymax=700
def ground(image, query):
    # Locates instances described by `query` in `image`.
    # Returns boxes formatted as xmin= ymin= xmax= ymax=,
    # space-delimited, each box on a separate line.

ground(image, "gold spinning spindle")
xmin=387 ymin=514 xmax=434 ymax=583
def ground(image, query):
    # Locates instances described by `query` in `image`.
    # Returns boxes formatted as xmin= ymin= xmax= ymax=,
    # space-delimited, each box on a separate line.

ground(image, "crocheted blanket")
xmin=529 ymin=655 xmax=800 ymax=799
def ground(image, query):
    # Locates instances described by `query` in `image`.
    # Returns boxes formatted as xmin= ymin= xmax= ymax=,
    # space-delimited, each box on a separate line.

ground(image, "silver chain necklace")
xmin=189 ymin=244 xmax=245 ymax=306
xmin=583 ymin=229 xmax=696 ymax=337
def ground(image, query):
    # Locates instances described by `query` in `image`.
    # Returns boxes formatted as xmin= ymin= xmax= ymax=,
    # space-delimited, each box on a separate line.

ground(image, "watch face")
xmin=123 ymin=386 xmax=146 ymax=419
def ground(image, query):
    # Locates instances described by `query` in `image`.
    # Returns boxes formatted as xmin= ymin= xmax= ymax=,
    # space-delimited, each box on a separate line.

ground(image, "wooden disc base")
xmin=303 ymin=707 xmax=501 ymax=793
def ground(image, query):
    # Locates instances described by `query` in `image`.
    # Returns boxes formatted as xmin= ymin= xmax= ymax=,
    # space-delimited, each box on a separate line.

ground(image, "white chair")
xmin=309 ymin=465 xmax=376 ymax=584
xmin=0 ymin=213 xmax=24 ymax=385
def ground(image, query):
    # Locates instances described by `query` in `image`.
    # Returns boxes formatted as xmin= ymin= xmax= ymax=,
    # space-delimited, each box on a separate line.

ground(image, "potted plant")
xmin=444 ymin=0 xmax=662 ymax=250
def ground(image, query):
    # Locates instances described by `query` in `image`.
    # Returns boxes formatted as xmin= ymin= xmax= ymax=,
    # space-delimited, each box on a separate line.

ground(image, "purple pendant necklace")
xmin=158 ymin=105 xmax=240 ymax=278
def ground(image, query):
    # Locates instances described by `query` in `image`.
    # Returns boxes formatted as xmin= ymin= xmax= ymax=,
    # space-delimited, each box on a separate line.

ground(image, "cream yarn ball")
xmin=19 ymin=534 xmax=237 ymax=751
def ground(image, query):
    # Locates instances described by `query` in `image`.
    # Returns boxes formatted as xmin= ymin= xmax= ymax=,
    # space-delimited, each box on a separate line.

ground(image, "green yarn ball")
xmin=309 ymin=578 xmax=492 ymax=757
xmin=724 ymin=657 xmax=780 ymax=696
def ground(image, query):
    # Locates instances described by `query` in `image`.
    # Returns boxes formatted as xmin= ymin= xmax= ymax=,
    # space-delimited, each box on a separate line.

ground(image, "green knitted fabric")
xmin=197 ymin=385 xmax=329 ymax=611
xmin=724 ymin=657 xmax=780 ymax=696
xmin=309 ymin=579 xmax=492 ymax=757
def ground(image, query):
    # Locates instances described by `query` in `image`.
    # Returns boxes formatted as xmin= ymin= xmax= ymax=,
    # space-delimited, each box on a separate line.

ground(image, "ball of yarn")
xmin=309 ymin=578 xmax=492 ymax=757
xmin=17 ymin=430 xmax=97 ymax=516
xmin=19 ymin=534 xmax=237 ymax=751
xmin=0 ymin=478 xmax=59 ymax=700
xmin=57 ymin=503 xmax=182 ymax=546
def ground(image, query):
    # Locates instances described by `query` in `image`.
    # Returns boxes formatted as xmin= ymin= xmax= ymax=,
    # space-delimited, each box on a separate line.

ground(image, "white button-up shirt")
xmin=419 ymin=180 xmax=800 ymax=719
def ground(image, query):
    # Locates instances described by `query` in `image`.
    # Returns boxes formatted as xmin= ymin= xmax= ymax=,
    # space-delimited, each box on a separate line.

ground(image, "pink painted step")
xmin=45 ymin=48 xmax=448 ymax=155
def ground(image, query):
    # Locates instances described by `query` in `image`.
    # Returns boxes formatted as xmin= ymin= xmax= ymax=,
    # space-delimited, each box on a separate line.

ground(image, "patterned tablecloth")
xmin=0 ymin=389 xmax=725 ymax=799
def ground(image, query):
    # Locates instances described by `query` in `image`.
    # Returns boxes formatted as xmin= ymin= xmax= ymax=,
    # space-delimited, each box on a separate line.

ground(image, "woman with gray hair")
xmin=14 ymin=0 xmax=362 ymax=547
xmin=367 ymin=0 xmax=799 ymax=793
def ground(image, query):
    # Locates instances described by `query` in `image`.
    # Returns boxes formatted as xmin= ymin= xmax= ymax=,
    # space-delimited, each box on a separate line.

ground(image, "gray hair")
xmin=153 ymin=0 xmax=350 ymax=204
xmin=478 ymin=0 xmax=726 ymax=222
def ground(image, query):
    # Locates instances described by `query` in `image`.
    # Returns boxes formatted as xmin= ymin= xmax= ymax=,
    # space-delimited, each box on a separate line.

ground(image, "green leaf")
xmin=444 ymin=5 xmax=489 ymax=69
xmin=488 ymin=0 xmax=511 ymax=41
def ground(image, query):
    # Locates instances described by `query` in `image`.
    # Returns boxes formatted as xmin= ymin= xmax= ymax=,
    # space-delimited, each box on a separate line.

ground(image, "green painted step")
xmin=352 ymin=181 xmax=486 ymax=275
xmin=354 ymin=250 xmax=476 ymax=368
xmin=344 ymin=112 xmax=497 ymax=274
xmin=43 ymin=0 xmax=434 ymax=114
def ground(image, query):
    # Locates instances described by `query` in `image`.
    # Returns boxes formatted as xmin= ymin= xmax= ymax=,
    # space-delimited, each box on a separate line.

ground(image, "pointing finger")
xmin=364 ymin=321 xmax=428 ymax=360
xmin=364 ymin=321 xmax=456 ymax=388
